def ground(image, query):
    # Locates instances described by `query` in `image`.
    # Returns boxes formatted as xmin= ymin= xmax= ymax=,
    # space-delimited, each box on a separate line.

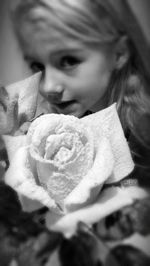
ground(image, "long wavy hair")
xmin=12 ymin=0 xmax=150 ymax=178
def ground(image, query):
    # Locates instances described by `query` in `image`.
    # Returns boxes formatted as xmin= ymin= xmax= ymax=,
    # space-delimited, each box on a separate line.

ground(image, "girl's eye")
xmin=59 ymin=56 xmax=81 ymax=69
xmin=29 ymin=62 xmax=45 ymax=73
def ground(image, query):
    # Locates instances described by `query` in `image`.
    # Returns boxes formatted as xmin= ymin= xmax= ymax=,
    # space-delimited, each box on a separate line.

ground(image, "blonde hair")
xmin=12 ymin=0 xmax=124 ymax=46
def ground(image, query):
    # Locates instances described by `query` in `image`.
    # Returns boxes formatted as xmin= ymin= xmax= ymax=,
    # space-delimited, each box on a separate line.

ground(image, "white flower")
xmin=28 ymin=114 xmax=96 ymax=211
xmin=5 ymin=103 xmax=145 ymax=237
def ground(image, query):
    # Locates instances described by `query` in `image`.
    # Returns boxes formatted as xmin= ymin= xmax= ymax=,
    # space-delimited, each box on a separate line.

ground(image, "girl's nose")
xmin=40 ymin=68 xmax=64 ymax=101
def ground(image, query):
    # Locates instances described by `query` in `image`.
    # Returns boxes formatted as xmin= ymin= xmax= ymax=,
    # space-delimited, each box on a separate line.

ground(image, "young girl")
xmin=11 ymin=0 xmax=150 ymax=186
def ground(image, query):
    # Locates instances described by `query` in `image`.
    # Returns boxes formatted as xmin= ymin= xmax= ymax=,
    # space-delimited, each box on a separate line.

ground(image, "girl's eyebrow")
xmin=51 ymin=49 xmax=84 ymax=58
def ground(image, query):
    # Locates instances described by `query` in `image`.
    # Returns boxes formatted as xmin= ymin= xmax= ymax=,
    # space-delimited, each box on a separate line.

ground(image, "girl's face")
xmin=22 ymin=23 xmax=116 ymax=117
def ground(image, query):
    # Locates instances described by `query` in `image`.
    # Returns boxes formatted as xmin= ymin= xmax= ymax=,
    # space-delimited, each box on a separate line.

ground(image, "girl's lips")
xmin=49 ymin=99 xmax=85 ymax=117
xmin=52 ymin=100 xmax=77 ymax=111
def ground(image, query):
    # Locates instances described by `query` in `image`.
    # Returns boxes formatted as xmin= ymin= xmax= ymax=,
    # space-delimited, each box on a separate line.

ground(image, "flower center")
xmin=44 ymin=133 xmax=80 ymax=164
xmin=54 ymin=146 xmax=71 ymax=163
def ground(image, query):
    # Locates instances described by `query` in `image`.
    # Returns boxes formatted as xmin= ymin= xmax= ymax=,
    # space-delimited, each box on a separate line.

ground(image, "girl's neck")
xmin=90 ymin=92 xmax=109 ymax=113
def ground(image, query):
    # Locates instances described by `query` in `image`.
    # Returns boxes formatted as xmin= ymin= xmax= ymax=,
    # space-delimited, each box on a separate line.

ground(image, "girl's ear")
xmin=115 ymin=36 xmax=130 ymax=69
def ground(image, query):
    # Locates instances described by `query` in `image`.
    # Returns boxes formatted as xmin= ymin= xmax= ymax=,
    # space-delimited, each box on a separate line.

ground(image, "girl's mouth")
xmin=52 ymin=100 xmax=76 ymax=110
xmin=49 ymin=99 xmax=86 ymax=117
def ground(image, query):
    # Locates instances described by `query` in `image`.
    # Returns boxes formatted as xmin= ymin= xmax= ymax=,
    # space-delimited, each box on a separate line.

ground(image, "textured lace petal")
xmin=82 ymin=103 xmax=134 ymax=182
xmin=64 ymin=137 xmax=114 ymax=212
xmin=5 ymin=146 xmax=60 ymax=213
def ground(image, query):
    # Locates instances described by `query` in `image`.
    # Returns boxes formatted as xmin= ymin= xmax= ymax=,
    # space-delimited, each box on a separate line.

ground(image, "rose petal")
xmin=2 ymin=135 xmax=27 ymax=162
xmin=82 ymin=103 xmax=134 ymax=182
xmin=64 ymin=137 xmax=114 ymax=211
xmin=46 ymin=186 xmax=148 ymax=238
xmin=27 ymin=113 xmax=61 ymax=145
xmin=5 ymin=146 xmax=61 ymax=213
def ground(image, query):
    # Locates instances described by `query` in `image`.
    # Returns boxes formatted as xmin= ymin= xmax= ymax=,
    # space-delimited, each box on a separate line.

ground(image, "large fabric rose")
xmin=27 ymin=114 xmax=97 ymax=212
xmin=4 ymin=104 xmax=147 ymax=236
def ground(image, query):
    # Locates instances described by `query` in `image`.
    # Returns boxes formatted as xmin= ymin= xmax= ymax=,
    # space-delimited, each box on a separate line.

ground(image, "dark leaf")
xmin=59 ymin=222 xmax=115 ymax=266
xmin=106 ymin=245 xmax=150 ymax=266
xmin=96 ymin=197 xmax=150 ymax=241
xmin=0 ymin=182 xmax=62 ymax=266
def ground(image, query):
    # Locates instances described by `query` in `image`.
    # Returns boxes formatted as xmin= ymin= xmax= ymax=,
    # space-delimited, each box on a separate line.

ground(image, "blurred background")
xmin=0 ymin=0 xmax=150 ymax=86
xmin=0 ymin=0 xmax=30 ymax=86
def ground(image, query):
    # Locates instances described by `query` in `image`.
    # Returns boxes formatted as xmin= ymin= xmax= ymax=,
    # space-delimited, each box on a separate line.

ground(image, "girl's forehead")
xmin=21 ymin=20 xmax=87 ymax=58
xmin=20 ymin=10 xmax=78 ymax=44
